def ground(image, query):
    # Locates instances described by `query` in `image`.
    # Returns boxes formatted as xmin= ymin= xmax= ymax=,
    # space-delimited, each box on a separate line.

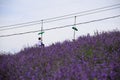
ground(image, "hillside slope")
xmin=0 ymin=31 xmax=120 ymax=80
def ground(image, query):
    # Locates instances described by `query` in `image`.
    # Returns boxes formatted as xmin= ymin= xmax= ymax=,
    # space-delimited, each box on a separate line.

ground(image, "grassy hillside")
xmin=0 ymin=31 xmax=120 ymax=80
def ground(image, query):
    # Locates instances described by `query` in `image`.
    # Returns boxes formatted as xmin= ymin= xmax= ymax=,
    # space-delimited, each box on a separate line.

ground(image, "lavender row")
xmin=0 ymin=30 xmax=120 ymax=80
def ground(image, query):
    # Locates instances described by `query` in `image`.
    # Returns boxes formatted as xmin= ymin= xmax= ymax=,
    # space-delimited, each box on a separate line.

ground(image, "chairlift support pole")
xmin=73 ymin=16 xmax=76 ymax=40
xmin=41 ymin=20 xmax=43 ymax=42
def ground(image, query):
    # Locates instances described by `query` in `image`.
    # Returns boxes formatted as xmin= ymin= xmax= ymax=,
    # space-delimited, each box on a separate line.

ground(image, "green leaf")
xmin=72 ymin=27 xmax=78 ymax=31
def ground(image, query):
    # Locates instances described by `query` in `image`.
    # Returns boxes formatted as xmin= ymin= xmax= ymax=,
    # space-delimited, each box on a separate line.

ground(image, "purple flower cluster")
xmin=0 ymin=31 xmax=120 ymax=80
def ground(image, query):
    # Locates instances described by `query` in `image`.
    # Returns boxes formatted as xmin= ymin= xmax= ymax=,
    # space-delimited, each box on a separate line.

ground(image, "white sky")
xmin=0 ymin=0 xmax=120 ymax=53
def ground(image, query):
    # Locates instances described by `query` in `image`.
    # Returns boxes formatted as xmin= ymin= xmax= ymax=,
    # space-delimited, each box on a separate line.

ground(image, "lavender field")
xmin=0 ymin=31 xmax=120 ymax=80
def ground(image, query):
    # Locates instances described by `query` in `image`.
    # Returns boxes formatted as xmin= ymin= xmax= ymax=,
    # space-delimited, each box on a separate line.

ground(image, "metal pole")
xmin=41 ymin=20 xmax=43 ymax=42
xmin=73 ymin=16 xmax=76 ymax=40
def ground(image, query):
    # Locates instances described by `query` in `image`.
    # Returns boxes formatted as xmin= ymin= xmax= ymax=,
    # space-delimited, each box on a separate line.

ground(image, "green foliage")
xmin=85 ymin=48 xmax=93 ymax=58
xmin=94 ymin=77 xmax=97 ymax=80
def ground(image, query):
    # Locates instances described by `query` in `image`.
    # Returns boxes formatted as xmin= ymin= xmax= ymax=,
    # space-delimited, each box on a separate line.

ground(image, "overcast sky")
xmin=0 ymin=0 xmax=120 ymax=54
